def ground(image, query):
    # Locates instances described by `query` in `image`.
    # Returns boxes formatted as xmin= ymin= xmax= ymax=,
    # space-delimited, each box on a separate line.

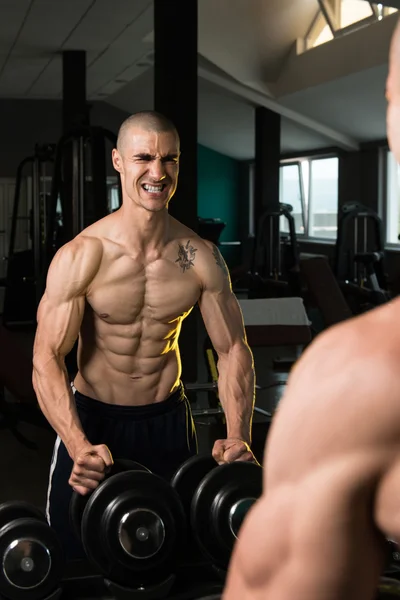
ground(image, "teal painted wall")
xmin=197 ymin=144 xmax=240 ymax=265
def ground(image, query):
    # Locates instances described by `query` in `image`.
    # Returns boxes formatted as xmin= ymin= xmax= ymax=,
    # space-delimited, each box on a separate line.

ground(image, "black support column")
xmin=154 ymin=0 xmax=199 ymax=383
xmin=254 ymin=107 xmax=281 ymax=221
xmin=254 ymin=107 xmax=281 ymax=275
xmin=62 ymin=51 xmax=89 ymax=132
xmin=61 ymin=51 xmax=89 ymax=243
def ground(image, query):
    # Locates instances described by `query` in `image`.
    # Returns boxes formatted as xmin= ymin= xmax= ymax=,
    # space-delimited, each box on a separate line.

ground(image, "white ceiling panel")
xmin=64 ymin=0 xmax=151 ymax=52
xmin=0 ymin=56 xmax=50 ymax=96
xmin=86 ymin=5 xmax=153 ymax=95
xmin=107 ymin=67 xmax=154 ymax=114
xmin=87 ymin=45 xmax=151 ymax=95
xmin=0 ymin=0 xmax=32 ymax=53
xmin=91 ymin=65 xmax=150 ymax=99
xmin=28 ymin=51 xmax=100 ymax=97
xmin=28 ymin=54 xmax=61 ymax=97
xmin=87 ymin=45 xmax=145 ymax=94
xmin=13 ymin=0 xmax=95 ymax=52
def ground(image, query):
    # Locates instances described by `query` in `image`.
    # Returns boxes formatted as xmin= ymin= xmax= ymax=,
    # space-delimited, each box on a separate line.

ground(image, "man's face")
xmin=112 ymin=127 xmax=180 ymax=212
xmin=387 ymin=23 xmax=400 ymax=164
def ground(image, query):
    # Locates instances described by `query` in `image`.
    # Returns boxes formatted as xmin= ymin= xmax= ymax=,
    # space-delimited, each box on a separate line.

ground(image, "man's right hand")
xmin=69 ymin=443 xmax=114 ymax=496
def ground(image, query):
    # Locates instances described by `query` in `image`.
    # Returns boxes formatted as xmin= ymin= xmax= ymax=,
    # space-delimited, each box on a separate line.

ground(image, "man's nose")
xmin=148 ymin=159 xmax=166 ymax=181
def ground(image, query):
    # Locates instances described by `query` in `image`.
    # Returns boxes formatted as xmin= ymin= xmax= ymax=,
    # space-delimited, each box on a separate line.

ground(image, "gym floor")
xmin=0 ymin=308 xmax=289 ymax=516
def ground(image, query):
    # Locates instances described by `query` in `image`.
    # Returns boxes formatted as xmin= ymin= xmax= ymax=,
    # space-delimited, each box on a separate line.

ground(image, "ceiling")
xmin=0 ymin=0 xmax=396 ymax=160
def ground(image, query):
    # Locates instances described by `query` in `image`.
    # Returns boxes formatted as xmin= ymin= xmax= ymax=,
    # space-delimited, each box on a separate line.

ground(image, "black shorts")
xmin=46 ymin=382 xmax=197 ymax=561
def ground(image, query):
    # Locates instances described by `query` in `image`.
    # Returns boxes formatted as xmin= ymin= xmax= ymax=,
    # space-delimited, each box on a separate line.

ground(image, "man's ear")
xmin=112 ymin=148 xmax=123 ymax=173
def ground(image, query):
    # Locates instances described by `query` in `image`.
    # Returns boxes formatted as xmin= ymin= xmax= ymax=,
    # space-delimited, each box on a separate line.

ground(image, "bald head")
xmin=116 ymin=111 xmax=179 ymax=153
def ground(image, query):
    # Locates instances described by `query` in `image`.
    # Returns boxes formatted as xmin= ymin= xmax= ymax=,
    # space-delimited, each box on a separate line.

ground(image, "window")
xmin=249 ymin=155 xmax=339 ymax=241
xmin=340 ymin=0 xmax=373 ymax=29
xmin=314 ymin=23 xmax=334 ymax=47
xmin=302 ymin=0 xmax=397 ymax=53
xmin=279 ymin=164 xmax=305 ymax=234
xmin=308 ymin=157 xmax=339 ymax=238
xmin=279 ymin=156 xmax=339 ymax=239
xmin=386 ymin=150 xmax=400 ymax=245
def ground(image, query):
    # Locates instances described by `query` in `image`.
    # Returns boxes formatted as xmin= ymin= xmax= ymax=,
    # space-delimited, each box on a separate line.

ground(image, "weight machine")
xmin=0 ymin=126 xmax=122 ymax=445
xmin=334 ymin=202 xmax=390 ymax=313
xmin=247 ymin=203 xmax=301 ymax=298
xmin=43 ymin=125 xmax=122 ymax=277
xmin=3 ymin=144 xmax=55 ymax=328
xmin=3 ymin=126 xmax=122 ymax=328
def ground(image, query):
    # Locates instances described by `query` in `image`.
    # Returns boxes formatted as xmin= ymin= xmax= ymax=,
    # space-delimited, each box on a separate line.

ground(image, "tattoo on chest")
xmin=176 ymin=240 xmax=198 ymax=273
xmin=212 ymin=245 xmax=229 ymax=277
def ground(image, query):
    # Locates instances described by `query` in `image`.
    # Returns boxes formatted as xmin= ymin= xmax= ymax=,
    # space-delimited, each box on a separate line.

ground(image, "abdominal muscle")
xmin=73 ymin=312 xmax=183 ymax=405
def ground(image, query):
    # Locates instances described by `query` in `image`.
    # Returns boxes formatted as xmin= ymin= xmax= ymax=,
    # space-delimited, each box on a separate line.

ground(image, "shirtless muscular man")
xmin=32 ymin=111 xmax=256 ymax=559
xmin=222 ymin=15 xmax=400 ymax=600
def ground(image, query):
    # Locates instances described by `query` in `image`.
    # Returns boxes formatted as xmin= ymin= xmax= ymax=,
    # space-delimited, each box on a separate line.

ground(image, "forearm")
xmin=32 ymin=353 xmax=88 ymax=458
xmin=217 ymin=342 xmax=255 ymax=444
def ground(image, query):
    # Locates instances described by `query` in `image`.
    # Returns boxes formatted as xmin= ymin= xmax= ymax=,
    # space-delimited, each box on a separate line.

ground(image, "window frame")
xmin=248 ymin=152 xmax=340 ymax=244
xmin=279 ymin=160 xmax=307 ymax=236
xmin=280 ymin=153 xmax=339 ymax=243
xmin=302 ymin=0 xmax=396 ymax=53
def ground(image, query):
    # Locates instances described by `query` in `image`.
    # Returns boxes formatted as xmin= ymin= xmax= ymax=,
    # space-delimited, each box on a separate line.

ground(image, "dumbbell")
xmin=377 ymin=576 xmax=400 ymax=598
xmin=385 ymin=540 xmax=400 ymax=575
xmin=170 ymin=454 xmax=262 ymax=570
xmin=69 ymin=459 xmax=186 ymax=589
xmin=0 ymin=500 xmax=64 ymax=600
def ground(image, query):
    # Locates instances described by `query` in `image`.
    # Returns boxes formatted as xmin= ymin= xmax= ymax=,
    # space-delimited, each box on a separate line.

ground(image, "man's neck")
xmin=117 ymin=202 xmax=170 ymax=253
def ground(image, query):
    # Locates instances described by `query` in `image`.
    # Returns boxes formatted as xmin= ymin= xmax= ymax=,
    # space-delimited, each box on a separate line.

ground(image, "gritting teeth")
xmin=144 ymin=184 xmax=163 ymax=192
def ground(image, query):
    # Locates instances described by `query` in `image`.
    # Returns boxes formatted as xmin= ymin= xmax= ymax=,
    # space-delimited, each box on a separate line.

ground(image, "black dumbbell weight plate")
xmin=191 ymin=462 xmax=262 ymax=569
xmin=0 ymin=501 xmax=46 ymax=531
xmin=378 ymin=576 xmax=400 ymax=597
xmin=69 ymin=459 xmax=150 ymax=543
xmin=0 ymin=517 xmax=64 ymax=600
xmin=81 ymin=470 xmax=186 ymax=587
xmin=170 ymin=454 xmax=217 ymax=521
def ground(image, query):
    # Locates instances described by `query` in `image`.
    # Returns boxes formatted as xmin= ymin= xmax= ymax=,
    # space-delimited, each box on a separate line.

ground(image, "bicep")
xmin=33 ymin=239 xmax=96 ymax=362
xmin=34 ymin=292 xmax=85 ymax=360
xmin=198 ymin=242 xmax=247 ymax=355
xmin=199 ymin=288 xmax=247 ymax=355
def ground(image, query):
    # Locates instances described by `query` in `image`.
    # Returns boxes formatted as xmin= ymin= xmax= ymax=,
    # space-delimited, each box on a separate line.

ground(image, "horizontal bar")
xmin=192 ymin=406 xmax=272 ymax=419
xmin=185 ymin=381 xmax=264 ymax=391
xmin=185 ymin=382 xmax=217 ymax=391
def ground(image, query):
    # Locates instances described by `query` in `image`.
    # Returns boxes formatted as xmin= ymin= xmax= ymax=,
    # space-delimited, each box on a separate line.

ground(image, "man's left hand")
xmin=212 ymin=438 xmax=259 ymax=465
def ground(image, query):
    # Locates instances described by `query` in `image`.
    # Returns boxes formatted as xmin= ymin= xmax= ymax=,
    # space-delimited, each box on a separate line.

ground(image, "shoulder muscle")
xmin=45 ymin=235 xmax=103 ymax=303
xmin=200 ymin=240 xmax=231 ymax=292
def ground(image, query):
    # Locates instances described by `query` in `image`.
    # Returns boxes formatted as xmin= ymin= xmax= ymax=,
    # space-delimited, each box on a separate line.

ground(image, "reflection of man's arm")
xmin=32 ymin=237 xmax=101 ymax=458
xmin=197 ymin=243 xmax=255 ymax=444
